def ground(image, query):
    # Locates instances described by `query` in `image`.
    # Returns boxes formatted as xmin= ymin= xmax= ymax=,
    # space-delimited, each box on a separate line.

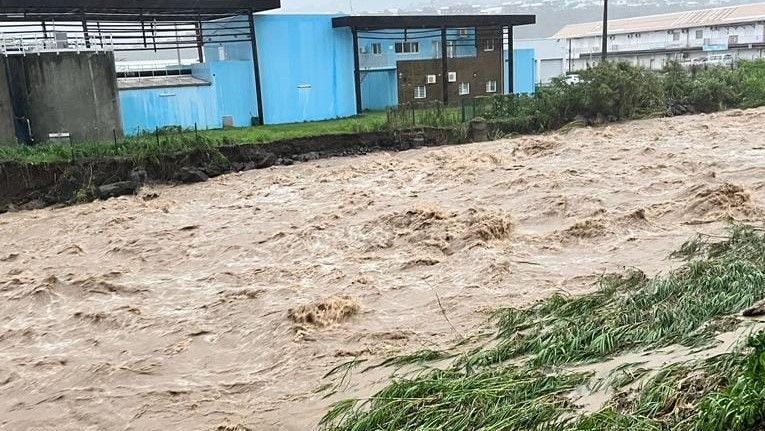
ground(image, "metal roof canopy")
xmin=332 ymin=15 xmax=537 ymax=30
xmin=0 ymin=0 xmax=280 ymax=20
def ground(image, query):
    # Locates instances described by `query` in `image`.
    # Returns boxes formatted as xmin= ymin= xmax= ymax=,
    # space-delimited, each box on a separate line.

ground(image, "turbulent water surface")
xmin=2 ymin=109 xmax=765 ymax=430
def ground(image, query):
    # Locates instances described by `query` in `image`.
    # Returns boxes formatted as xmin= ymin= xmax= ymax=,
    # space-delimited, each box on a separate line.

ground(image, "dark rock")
xmin=130 ymin=169 xmax=148 ymax=185
xmin=278 ymin=158 xmax=295 ymax=166
xmin=743 ymin=300 xmax=765 ymax=317
xmin=179 ymin=167 xmax=209 ymax=184
xmin=294 ymin=152 xmax=320 ymax=163
xmin=97 ymin=181 xmax=139 ymax=200
xmin=19 ymin=199 xmax=47 ymax=211
xmin=202 ymin=164 xmax=223 ymax=178
xmin=142 ymin=193 xmax=160 ymax=201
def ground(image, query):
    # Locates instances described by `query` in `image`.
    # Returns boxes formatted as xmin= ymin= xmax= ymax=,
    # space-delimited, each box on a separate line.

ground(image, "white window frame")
xmin=395 ymin=41 xmax=420 ymax=55
xmin=458 ymin=82 xmax=470 ymax=96
xmin=484 ymin=38 xmax=495 ymax=52
xmin=695 ymin=30 xmax=704 ymax=40
xmin=371 ymin=43 xmax=383 ymax=55
xmin=486 ymin=80 xmax=497 ymax=93
xmin=426 ymin=74 xmax=437 ymax=84
xmin=446 ymin=40 xmax=456 ymax=58
xmin=458 ymin=28 xmax=469 ymax=39
xmin=448 ymin=71 xmax=457 ymax=82
xmin=414 ymin=86 xmax=427 ymax=99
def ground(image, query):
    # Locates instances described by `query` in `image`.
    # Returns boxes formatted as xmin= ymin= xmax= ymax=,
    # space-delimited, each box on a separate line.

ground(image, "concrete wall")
xmin=254 ymin=14 xmax=357 ymax=124
xmin=119 ymin=61 xmax=258 ymax=133
xmin=0 ymin=62 xmax=16 ymax=144
xmin=5 ymin=52 xmax=122 ymax=143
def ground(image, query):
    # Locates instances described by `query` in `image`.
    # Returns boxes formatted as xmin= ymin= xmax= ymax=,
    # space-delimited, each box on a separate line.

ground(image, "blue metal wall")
xmin=253 ymin=14 xmax=357 ymax=124
xmin=504 ymin=48 xmax=536 ymax=94
xmin=119 ymin=61 xmax=258 ymax=134
xmin=361 ymin=70 xmax=398 ymax=110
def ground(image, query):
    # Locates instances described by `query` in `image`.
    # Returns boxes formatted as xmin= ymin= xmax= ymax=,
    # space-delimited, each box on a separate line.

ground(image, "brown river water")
xmin=2 ymin=109 xmax=765 ymax=430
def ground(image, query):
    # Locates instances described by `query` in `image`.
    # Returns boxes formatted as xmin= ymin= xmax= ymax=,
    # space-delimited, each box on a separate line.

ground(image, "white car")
xmin=563 ymin=74 xmax=581 ymax=85
xmin=681 ymin=58 xmax=705 ymax=68
xmin=705 ymin=54 xmax=734 ymax=67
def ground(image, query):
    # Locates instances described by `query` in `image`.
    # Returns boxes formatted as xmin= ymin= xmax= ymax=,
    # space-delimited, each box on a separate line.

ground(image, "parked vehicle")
xmin=705 ymin=54 xmax=734 ymax=67
xmin=681 ymin=58 xmax=706 ymax=68
xmin=563 ymin=74 xmax=581 ymax=85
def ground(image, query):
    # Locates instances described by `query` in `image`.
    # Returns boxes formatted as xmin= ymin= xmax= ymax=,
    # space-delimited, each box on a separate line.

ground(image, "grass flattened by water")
xmin=321 ymin=225 xmax=765 ymax=431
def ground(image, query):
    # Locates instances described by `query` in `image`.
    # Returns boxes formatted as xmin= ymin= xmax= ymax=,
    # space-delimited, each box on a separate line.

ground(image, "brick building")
xmin=396 ymin=28 xmax=504 ymax=105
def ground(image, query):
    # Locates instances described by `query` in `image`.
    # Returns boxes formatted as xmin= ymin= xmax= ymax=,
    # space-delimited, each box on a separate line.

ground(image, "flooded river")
xmin=2 ymin=109 xmax=765 ymax=430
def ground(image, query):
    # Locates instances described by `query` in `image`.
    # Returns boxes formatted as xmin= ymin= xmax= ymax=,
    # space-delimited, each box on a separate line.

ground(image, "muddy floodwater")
xmin=2 ymin=109 xmax=765 ymax=430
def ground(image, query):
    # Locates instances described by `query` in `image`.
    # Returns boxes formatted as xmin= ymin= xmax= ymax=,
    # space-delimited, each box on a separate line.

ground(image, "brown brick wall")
xmin=396 ymin=27 xmax=503 ymax=106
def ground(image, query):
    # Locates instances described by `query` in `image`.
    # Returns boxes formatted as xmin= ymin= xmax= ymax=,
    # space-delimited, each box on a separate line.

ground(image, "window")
xmin=447 ymin=40 xmax=456 ymax=58
xmin=695 ymin=30 xmax=704 ymax=40
xmin=484 ymin=38 xmax=495 ymax=51
xmin=395 ymin=41 xmax=419 ymax=54
xmin=372 ymin=43 xmax=382 ymax=55
xmin=458 ymin=28 xmax=469 ymax=39
xmin=458 ymin=82 xmax=470 ymax=95
xmin=672 ymin=32 xmax=681 ymax=42
xmin=448 ymin=71 xmax=457 ymax=82
xmin=414 ymin=86 xmax=427 ymax=99
xmin=486 ymin=80 xmax=497 ymax=93
xmin=426 ymin=74 xmax=437 ymax=84
xmin=729 ymin=35 xmax=739 ymax=44
xmin=432 ymin=41 xmax=441 ymax=58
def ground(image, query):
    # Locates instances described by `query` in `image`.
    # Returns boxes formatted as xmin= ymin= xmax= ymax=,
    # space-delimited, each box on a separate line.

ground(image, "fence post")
xmin=113 ymin=129 xmax=118 ymax=155
xmin=412 ymin=104 xmax=416 ymax=127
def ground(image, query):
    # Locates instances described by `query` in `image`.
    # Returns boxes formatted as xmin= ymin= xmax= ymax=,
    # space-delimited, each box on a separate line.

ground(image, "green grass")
xmin=321 ymin=225 xmax=765 ymax=431
xmin=0 ymin=112 xmax=387 ymax=164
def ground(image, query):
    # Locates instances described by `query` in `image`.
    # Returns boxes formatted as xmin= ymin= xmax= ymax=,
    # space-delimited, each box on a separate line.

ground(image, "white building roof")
xmin=554 ymin=2 xmax=765 ymax=39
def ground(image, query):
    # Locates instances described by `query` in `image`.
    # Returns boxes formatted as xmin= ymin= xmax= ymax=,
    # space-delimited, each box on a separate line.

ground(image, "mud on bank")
xmin=0 ymin=128 xmax=457 ymax=212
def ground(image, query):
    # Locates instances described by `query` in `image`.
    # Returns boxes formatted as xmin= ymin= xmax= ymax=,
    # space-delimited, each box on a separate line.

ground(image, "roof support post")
xmin=508 ymin=25 xmax=514 ymax=94
xmin=81 ymin=13 xmax=90 ymax=48
xmin=602 ymin=0 xmax=609 ymax=62
xmin=352 ymin=26 xmax=362 ymax=114
xmin=195 ymin=19 xmax=204 ymax=63
xmin=441 ymin=26 xmax=448 ymax=105
xmin=247 ymin=10 xmax=265 ymax=125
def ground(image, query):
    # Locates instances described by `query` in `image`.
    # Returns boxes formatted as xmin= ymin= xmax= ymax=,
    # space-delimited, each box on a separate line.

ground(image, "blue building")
xmin=117 ymin=13 xmax=538 ymax=133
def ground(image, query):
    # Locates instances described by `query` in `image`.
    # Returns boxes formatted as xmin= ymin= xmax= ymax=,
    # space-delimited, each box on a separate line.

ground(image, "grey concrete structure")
xmin=0 ymin=64 xmax=16 ymax=144
xmin=4 ymin=52 xmax=122 ymax=143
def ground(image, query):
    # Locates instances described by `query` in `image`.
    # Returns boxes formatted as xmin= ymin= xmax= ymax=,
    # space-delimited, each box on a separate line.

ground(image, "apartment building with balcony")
xmin=554 ymin=2 xmax=765 ymax=71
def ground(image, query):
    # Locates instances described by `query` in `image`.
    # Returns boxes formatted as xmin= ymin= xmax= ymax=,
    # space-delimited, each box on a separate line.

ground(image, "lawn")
xmin=0 ymin=112 xmax=388 ymax=164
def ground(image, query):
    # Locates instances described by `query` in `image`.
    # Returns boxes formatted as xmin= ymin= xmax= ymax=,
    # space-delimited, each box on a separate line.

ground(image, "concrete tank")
xmin=0 ymin=62 xmax=16 ymax=145
xmin=4 ymin=51 xmax=123 ymax=144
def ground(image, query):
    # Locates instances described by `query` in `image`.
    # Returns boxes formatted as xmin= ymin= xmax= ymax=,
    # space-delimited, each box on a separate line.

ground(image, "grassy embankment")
xmin=0 ymin=112 xmax=387 ymax=164
xmin=321 ymin=225 xmax=765 ymax=431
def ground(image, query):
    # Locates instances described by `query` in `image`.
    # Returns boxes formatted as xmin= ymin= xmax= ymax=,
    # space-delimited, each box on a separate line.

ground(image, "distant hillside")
xmin=279 ymin=0 xmax=765 ymax=38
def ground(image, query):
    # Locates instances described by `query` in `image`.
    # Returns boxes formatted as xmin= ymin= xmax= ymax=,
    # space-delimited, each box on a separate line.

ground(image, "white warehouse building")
xmin=554 ymin=2 xmax=765 ymax=71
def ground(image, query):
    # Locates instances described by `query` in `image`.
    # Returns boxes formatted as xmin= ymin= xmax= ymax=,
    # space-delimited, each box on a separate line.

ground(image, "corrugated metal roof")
xmin=118 ymin=76 xmax=210 ymax=90
xmin=553 ymin=2 xmax=765 ymax=39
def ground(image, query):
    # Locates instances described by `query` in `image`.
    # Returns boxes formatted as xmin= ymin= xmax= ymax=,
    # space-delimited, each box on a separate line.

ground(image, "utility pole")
xmin=601 ymin=0 xmax=608 ymax=62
